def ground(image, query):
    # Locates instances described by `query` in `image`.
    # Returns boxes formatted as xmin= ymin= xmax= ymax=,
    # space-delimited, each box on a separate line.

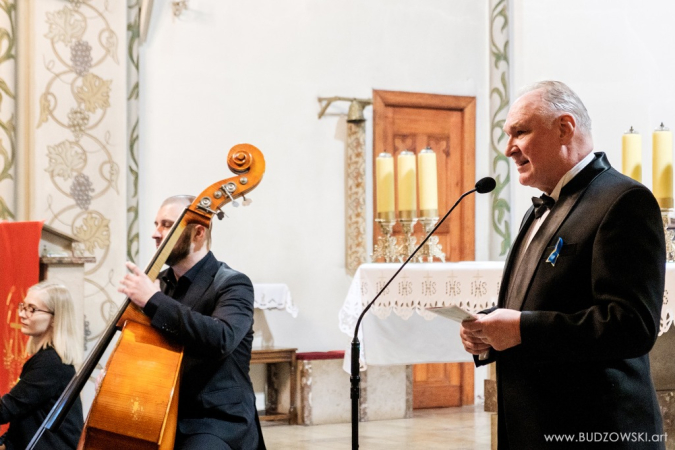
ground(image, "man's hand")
xmin=460 ymin=313 xmax=492 ymax=355
xmin=461 ymin=309 xmax=522 ymax=352
xmin=118 ymin=261 xmax=160 ymax=308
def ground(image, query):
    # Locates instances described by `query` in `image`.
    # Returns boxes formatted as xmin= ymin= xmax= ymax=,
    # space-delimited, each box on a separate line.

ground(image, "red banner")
xmin=0 ymin=221 xmax=42 ymax=433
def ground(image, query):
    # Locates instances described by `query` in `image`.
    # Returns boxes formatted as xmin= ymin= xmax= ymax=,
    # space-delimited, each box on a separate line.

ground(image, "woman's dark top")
xmin=0 ymin=347 xmax=83 ymax=449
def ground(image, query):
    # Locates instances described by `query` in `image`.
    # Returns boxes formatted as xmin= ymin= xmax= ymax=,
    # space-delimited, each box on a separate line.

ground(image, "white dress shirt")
xmin=522 ymin=151 xmax=596 ymax=251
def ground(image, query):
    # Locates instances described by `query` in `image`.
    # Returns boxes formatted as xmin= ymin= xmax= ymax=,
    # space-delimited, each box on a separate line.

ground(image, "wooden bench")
xmin=251 ymin=348 xmax=297 ymax=424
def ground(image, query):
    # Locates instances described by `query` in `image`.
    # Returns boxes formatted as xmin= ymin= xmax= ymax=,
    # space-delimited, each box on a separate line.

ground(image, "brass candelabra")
xmin=371 ymin=213 xmax=401 ymax=263
xmin=397 ymin=217 xmax=418 ymax=262
xmin=419 ymin=216 xmax=446 ymax=262
xmin=371 ymin=213 xmax=446 ymax=263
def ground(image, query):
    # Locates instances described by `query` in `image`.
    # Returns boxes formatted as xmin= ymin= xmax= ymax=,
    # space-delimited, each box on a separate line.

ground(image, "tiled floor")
xmin=261 ymin=405 xmax=492 ymax=449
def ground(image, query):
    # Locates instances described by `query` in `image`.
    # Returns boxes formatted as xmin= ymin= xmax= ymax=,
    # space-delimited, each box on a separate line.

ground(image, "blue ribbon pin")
xmin=547 ymin=237 xmax=563 ymax=266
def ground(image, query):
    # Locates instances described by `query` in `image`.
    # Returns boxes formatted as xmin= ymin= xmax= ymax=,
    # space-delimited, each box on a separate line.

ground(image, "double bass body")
xmin=78 ymin=314 xmax=182 ymax=449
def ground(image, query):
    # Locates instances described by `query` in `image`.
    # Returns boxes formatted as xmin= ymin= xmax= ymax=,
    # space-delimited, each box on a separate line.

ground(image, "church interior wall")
xmin=138 ymin=0 xmax=490 ymax=354
xmin=510 ymin=0 xmax=675 ymax=221
xmin=134 ymin=0 xmax=675 ymax=413
xmin=4 ymin=0 xmax=674 ymax=430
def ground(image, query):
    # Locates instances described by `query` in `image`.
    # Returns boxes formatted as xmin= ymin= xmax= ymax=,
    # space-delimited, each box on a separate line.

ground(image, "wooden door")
xmin=373 ymin=90 xmax=476 ymax=408
xmin=412 ymin=362 xmax=474 ymax=408
xmin=372 ymin=90 xmax=475 ymax=260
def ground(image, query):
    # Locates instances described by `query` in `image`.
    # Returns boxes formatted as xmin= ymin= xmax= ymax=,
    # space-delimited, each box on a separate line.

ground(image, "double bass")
xmin=28 ymin=144 xmax=265 ymax=449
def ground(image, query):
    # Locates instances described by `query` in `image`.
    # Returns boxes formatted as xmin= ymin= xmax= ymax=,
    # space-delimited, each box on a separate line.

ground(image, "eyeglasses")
xmin=18 ymin=302 xmax=54 ymax=317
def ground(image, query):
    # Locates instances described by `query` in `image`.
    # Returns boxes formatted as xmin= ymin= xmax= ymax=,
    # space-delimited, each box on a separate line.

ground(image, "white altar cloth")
xmin=339 ymin=262 xmax=675 ymax=369
xmin=253 ymin=283 xmax=298 ymax=317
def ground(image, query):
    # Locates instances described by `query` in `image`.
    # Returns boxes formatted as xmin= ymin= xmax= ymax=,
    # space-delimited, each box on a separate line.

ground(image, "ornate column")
xmin=489 ymin=0 xmax=512 ymax=259
xmin=0 ymin=0 xmax=15 ymax=220
xmin=318 ymin=97 xmax=372 ymax=276
xmin=345 ymin=101 xmax=368 ymax=276
xmin=127 ymin=1 xmax=140 ymax=263
xmin=487 ymin=3 xmax=511 ymax=449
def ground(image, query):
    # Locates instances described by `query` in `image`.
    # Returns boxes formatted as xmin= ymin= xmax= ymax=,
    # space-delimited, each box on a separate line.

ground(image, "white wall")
xmin=510 ymin=0 xmax=675 ymax=221
xmin=139 ymin=0 xmax=490 ymax=353
xmin=137 ymin=0 xmax=675 ymax=409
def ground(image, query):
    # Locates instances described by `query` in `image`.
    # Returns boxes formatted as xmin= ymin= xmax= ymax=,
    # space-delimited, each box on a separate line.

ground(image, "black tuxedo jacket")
xmin=479 ymin=153 xmax=665 ymax=449
xmin=146 ymin=251 xmax=265 ymax=450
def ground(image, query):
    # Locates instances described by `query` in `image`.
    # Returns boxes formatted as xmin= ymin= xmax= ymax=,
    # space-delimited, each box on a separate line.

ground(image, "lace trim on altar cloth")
xmin=339 ymin=263 xmax=675 ymax=335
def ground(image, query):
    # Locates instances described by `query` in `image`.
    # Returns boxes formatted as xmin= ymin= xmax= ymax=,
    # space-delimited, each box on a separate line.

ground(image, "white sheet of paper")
xmin=427 ymin=306 xmax=489 ymax=360
xmin=426 ymin=305 xmax=477 ymax=322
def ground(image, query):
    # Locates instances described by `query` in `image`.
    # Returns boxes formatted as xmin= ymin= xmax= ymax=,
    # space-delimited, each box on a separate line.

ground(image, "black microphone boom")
xmin=350 ymin=176 xmax=495 ymax=449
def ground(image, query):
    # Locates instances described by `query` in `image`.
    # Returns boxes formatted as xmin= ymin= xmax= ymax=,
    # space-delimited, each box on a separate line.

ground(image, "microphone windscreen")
xmin=475 ymin=177 xmax=496 ymax=194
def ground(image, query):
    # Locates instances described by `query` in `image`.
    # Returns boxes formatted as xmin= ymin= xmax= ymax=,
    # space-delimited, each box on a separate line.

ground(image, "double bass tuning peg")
xmin=217 ymin=185 xmax=251 ymax=210
xmin=223 ymin=189 xmax=240 ymax=207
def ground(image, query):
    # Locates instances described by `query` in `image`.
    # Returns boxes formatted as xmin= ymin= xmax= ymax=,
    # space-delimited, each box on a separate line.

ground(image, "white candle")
xmin=653 ymin=123 xmax=673 ymax=209
xmin=621 ymin=127 xmax=641 ymax=183
xmin=376 ymin=153 xmax=395 ymax=216
xmin=397 ymin=150 xmax=416 ymax=215
xmin=418 ymin=147 xmax=438 ymax=216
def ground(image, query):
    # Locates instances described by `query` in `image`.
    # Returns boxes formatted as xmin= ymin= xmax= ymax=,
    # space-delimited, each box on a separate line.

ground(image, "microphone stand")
xmin=350 ymin=185 xmax=482 ymax=450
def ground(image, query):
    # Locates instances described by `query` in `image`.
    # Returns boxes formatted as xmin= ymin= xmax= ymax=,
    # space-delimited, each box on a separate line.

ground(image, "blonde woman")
xmin=0 ymin=282 xmax=84 ymax=450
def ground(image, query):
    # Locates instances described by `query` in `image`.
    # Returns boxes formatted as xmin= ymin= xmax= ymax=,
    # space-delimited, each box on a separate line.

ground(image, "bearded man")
xmin=119 ymin=195 xmax=265 ymax=450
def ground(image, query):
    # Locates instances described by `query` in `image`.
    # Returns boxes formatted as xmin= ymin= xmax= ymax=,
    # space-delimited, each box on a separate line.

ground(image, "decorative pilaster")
xmin=127 ymin=1 xmax=140 ymax=263
xmin=0 ymin=0 xmax=16 ymax=220
xmin=345 ymin=117 xmax=367 ymax=275
xmin=489 ymin=0 xmax=512 ymax=258
xmin=26 ymin=0 xmax=128 ymax=368
xmin=318 ymin=97 xmax=372 ymax=276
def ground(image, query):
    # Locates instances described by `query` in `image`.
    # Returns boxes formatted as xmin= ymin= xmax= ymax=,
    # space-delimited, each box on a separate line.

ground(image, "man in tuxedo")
xmin=461 ymin=81 xmax=666 ymax=448
xmin=119 ymin=195 xmax=265 ymax=450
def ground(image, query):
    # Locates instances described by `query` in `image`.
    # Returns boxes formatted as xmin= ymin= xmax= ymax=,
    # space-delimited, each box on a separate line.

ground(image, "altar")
xmin=339 ymin=262 xmax=675 ymax=369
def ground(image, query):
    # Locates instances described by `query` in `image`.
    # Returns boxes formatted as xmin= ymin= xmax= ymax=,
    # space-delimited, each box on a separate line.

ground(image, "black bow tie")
xmin=532 ymin=194 xmax=555 ymax=219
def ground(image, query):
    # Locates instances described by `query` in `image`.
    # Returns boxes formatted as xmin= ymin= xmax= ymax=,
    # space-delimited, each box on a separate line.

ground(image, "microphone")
xmin=475 ymin=176 xmax=497 ymax=194
xmin=350 ymin=176 xmax=495 ymax=449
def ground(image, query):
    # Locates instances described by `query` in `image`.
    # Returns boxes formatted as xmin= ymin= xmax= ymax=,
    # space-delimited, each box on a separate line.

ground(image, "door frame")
xmin=372 ymin=89 xmax=476 ymax=260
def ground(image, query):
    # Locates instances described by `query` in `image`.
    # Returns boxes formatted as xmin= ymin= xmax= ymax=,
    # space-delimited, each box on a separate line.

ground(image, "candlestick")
xmin=371 ymin=218 xmax=401 ymax=263
xmin=653 ymin=123 xmax=673 ymax=209
xmin=375 ymin=153 xmax=395 ymax=217
xmin=419 ymin=217 xmax=445 ymax=262
xmin=622 ymin=127 xmax=641 ymax=183
xmin=397 ymin=218 xmax=419 ymax=261
xmin=418 ymin=147 xmax=438 ymax=217
xmin=397 ymin=150 xmax=417 ymax=218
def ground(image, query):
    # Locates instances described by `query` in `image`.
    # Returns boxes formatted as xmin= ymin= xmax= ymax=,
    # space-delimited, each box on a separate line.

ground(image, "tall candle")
xmin=418 ymin=147 xmax=438 ymax=216
xmin=397 ymin=150 xmax=416 ymax=216
xmin=375 ymin=153 xmax=395 ymax=217
xmin=622 ymin=127 xmax=642 ymax=183
xmin=653 ymin=123 xmax=673 ymax=209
